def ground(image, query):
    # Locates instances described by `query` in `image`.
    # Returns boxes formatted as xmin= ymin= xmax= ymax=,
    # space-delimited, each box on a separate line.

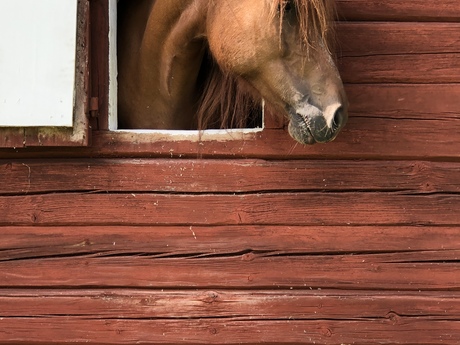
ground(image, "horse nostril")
xmin=332 ymin=106 xmax=343 ymax=132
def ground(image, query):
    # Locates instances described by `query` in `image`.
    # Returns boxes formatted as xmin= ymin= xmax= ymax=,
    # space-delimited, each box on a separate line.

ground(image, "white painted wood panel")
xmin=0 ymin=0 xmax=78 ymax=127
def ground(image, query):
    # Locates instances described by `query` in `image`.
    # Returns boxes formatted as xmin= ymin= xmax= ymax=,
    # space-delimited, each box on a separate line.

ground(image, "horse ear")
xmin=160 ymin=5 xmax=206 ymax=96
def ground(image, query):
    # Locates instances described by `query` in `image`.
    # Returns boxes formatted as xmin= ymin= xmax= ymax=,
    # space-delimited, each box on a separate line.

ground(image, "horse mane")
xmin=196 ymin=0 xmax=336 ymax=130
xmin=196 ymin=50 xmax=262 ymax=130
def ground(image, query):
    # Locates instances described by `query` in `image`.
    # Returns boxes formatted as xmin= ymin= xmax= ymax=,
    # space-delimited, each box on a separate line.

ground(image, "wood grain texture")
xmin=1 ymin=222 xmax=459 ymax=343
xmin=1 ymin=249 xmax=459 ymax=290
xmin=2 ymin=253 xmax=457 ymax=289
xmin=2 ymin=226 xmax=458 ymax=259
xmin=339 ymin=53 xmax=460 ymax=84
xmin=1 ymin=159 xmax=460 ymax=195
xmin=0 ymin=225 xmax=458 ymax=290
xmin=2 ymin=289 xmax=459 ymax=320
xmin=338 ymin=23 xmax=460 ymax=57
xmin=0 ymin=289 xmax=459 ymax=344
xmin=1 ymin=317 xmax=458 ymax=345
xmin=337 ymin=0 xmax=460 ymax=21
xmin=0 ymin=128 xmax=24 ymax=148
xmin=346 ymin=84 xmax=459 ymax=119
xmin=1 ymin=192 xmax=459 ymax=226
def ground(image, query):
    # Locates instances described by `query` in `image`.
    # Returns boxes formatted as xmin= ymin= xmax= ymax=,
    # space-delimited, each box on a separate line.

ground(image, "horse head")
xmin=206 ymin=0 xmax=348 ymax=144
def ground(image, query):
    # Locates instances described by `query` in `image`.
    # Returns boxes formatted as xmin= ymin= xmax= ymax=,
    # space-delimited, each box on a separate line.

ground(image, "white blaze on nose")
xmin=323 ymin=103 xmax=343 ymax=128
xmin=296 ymin=102 xmax=322 ymax=120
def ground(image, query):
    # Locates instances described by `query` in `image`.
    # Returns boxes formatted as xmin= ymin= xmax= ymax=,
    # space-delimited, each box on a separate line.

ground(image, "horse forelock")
xmin=271 ymin=0 xmax=336 ymax=54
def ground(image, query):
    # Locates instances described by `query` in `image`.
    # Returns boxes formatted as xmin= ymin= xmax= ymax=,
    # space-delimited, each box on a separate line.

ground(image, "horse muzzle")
xmin=288 ymin=103 xmax=348 ymax=145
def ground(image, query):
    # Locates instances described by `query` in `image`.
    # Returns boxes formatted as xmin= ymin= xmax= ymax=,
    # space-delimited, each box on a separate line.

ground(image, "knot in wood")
xmin=209 ymin=327 xmax=218 ymax=335
xmin=31 ymin=212 xmax=40 ymax=223
xmin=139 ymin=298 xmax=154 ymax=306
xmin=386 ymin=312 xmax=402 ymax=325
xmin=421 ymin=182 xmax=435 ymax=193
xmin=203 ymin=291 xmax=219 ymax=303
xmin=320 ymin=326 xmax=333 ymax=338
xmin=412 ymin=162 xmax=429 ymax=174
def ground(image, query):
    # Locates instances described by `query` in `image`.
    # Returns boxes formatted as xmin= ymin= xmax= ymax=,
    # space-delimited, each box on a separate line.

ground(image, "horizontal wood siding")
xmin=0 ymin=0 xmax=459 ymax=344
xmin=1 ymin=158 xmax=459 ymax=343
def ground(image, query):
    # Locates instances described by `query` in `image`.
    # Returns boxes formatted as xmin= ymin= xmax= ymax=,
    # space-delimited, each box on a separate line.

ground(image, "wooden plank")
xmin=338 ymin=23 xmax=460 ymax=57
xmin=1 ymin=192 xmax=459 ymax=226
xmin=2 ymin=226 xmax=458 ymax=260
xmin=346 ymin=84 xmax=459 ymax=119
xmin=1 ymin=159 xmax=460 ymax=195
xmin=0 ymin=251 xmax=458 ymax=289
xmin=336 ymin=0 xmax=460 ymax=22
xmin=339 ymin=53 xmax=460 ymax=84
xmin=1 ymin=289 xmax=459 ymax=320
xmin=0 ymin=226 xmax=458 ymax=290
xmin=336 ymin=23 xmax=460 ymax=83
xmin=0 ymin=316 xmax=458 ymax=344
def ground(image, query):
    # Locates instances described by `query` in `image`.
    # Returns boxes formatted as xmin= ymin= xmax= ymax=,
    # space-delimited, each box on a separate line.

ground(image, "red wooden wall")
xmin=0 ymin=0 xmax=459 ymax=344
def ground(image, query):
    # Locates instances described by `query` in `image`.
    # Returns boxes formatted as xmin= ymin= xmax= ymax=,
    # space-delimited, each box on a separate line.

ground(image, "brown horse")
xmin=118 ymin=0 xmax=348 ymax=144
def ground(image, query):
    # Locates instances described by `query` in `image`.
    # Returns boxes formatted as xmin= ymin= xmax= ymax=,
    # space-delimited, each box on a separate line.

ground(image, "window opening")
xmin=110 ymin=0 xmax=264 ymax=137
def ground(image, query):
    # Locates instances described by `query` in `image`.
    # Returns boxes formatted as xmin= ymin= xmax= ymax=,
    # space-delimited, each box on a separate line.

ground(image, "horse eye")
xmin=278 ymin=1 xmax=293 ymax=14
